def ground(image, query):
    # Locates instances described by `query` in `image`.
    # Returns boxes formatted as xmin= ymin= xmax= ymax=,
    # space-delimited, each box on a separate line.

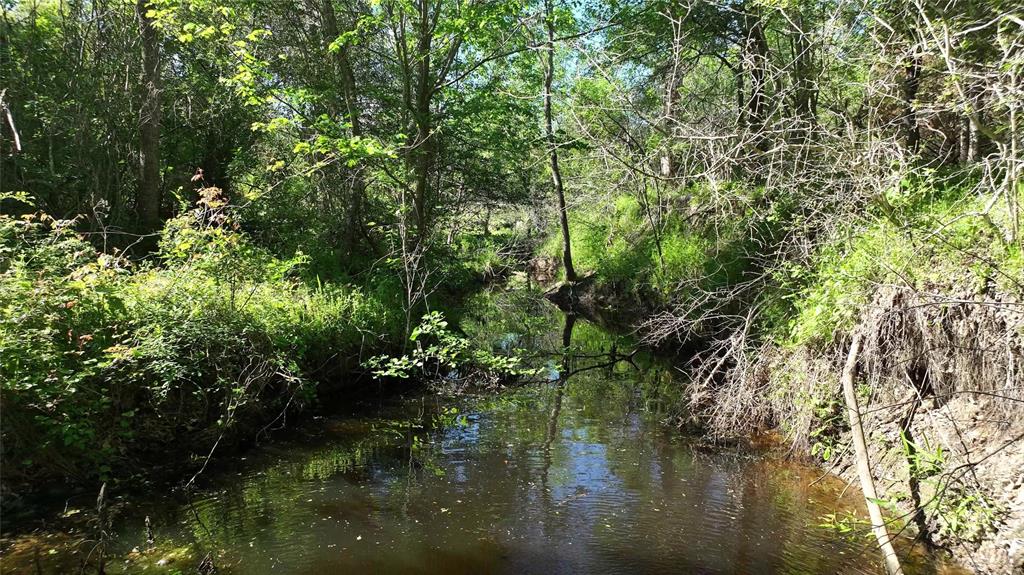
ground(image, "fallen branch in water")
xmin=841 ymin=332 xmax=904 ymax=575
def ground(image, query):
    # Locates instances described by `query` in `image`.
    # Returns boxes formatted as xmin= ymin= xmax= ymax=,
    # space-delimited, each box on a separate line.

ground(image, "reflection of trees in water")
xmin=460 ymin=286 xmax=643 ymax=372
xmin=524 ymin=312 xmax=875 ymax=574
xmin=104 ymin=300 xmax=898 ymax=575
xmin=165 ymin=416 xmax=442 ymax=557
xmin=541 ymin=314 xmax=576 ymax=494
xmin=460 ymin=287 xmax=560 ymax=353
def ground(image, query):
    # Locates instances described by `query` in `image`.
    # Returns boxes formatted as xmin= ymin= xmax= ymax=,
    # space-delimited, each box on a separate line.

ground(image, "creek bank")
xmin=542 ymin=274 xmax=658 ymax=331
xmin=828 ymin=287 xmax=1024 ymax=575
xmin=560 ymin=270 xmax=1023 ymax=574
xmin=0 ymin=370 xmax=390 ymax=528
xmin=833 ymin=392 xmax=1024 ymax=574
xmin=755 ymin=286 xmax=1023 ymax=574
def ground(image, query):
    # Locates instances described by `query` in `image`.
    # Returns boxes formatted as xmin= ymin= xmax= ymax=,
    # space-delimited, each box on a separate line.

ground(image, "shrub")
xmin=0 ymin=201 xmax=399 ymax=486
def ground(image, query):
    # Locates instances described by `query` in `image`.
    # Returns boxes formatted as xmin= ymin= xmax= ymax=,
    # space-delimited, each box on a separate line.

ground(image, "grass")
xmin=783 ymin=175 xmax=1024 ymax=347
xmin=540 ymin=190 xmax=746 ymax=295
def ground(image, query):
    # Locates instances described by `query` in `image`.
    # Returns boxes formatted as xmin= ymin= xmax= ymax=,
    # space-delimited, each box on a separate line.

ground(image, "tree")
xmin=543 ymin=0 xmax=577 ymax=282
xmin=319 ymin=0 xmax=369 ymax=253
xmin=135 ymin=0 xmax=163 ymax=238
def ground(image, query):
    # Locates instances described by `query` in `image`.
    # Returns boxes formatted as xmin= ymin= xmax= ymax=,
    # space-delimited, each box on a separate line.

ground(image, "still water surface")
xmin=2 ymin=288 xmax=958 ymax=574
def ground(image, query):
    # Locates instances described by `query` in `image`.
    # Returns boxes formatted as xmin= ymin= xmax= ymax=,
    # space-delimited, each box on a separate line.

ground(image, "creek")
xmin=1 ymin=286 xmax=961 ymax=574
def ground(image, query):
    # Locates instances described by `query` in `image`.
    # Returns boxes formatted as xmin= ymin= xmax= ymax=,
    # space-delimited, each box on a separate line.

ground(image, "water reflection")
xmin=2 ymin=287 xmax=961 ymax=575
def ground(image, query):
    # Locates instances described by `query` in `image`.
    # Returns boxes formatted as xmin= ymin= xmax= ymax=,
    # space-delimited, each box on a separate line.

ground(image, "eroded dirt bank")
xmin=548 ymin=276 xmax=1024 ymax=574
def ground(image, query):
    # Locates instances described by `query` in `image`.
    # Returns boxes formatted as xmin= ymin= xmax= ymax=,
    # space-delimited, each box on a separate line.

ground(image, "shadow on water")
xmin=2 ymin=286 xmax=965 ymax=574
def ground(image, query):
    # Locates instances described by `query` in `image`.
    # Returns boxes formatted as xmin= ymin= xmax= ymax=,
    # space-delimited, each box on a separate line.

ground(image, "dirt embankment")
xmin=769 ymin=286 xmax=1024 ymax=574
xmin=836 ymin=394 xmax=1024 ymax=574
xmin=834 ymin=287 xmax=1024 ymax=574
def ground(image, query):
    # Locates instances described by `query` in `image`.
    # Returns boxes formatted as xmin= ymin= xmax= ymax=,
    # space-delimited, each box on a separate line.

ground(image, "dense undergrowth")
xmin=538 ymin=171 xmax=1023 ymax=434
xmin=538 ymin=182 xmax=766 ymax=301
xmin=0 ymin=192 xmax=514 ymax=490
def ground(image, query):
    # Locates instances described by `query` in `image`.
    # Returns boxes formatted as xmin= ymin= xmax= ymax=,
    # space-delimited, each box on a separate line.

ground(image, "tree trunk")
xmin=660 ymin=12 xmax=683 ymax=179
xmin=1010 ymin=65 xmax=1020 ymax=246
xmin=320 ymin=0 xmax=367 ymax=254
xmin=902 ymin=55 xmax=921 ymax=153
xmin=841 ymin=333 xmax=905 ymax=575
xmin=544 ymin=0 xmax=576 ymax=282
xmin=733 ymin=60 xmax=745 ymax=179
xmin=135 ymin=0 xmax=162 ymax=237
xmin=411 ymin=0 xmax=433 ymax=246
xmin=660 ymin=74 xmax=678 ymax=178
xmin=743 ymin=4 xmax=769 ymax=152
xmin=735 ymin=62 xmax=745 ymax=128
xmin=959 ymin=114 xmax=972 ymax=164
xmin=789 ymin=10 xmax=816 ymax=142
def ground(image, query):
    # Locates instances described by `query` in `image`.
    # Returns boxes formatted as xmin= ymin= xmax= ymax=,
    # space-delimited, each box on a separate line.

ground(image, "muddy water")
xmin=1 ymin=287 xmax=961 ymax=574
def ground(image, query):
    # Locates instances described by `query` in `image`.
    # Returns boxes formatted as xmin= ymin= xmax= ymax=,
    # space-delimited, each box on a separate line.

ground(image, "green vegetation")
xmin=0 ymin=195 xmax=403 ymax=484
xmin=2 ymin=0 xmax=1023 ymax=569
xmin=539 ymin=183 xmax=768 ymax=300
xmin=785 ymin=176 xmax=1024 ymax=347
xmin=364 ymin=310 xmax=536 ymax=383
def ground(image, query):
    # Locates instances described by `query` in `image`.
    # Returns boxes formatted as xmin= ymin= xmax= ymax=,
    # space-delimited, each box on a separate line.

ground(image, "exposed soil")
xmin=822 ymin=285 xmax=1024 ymax=574
xmin=832 ymin=395 xmax=1024 ymax=574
